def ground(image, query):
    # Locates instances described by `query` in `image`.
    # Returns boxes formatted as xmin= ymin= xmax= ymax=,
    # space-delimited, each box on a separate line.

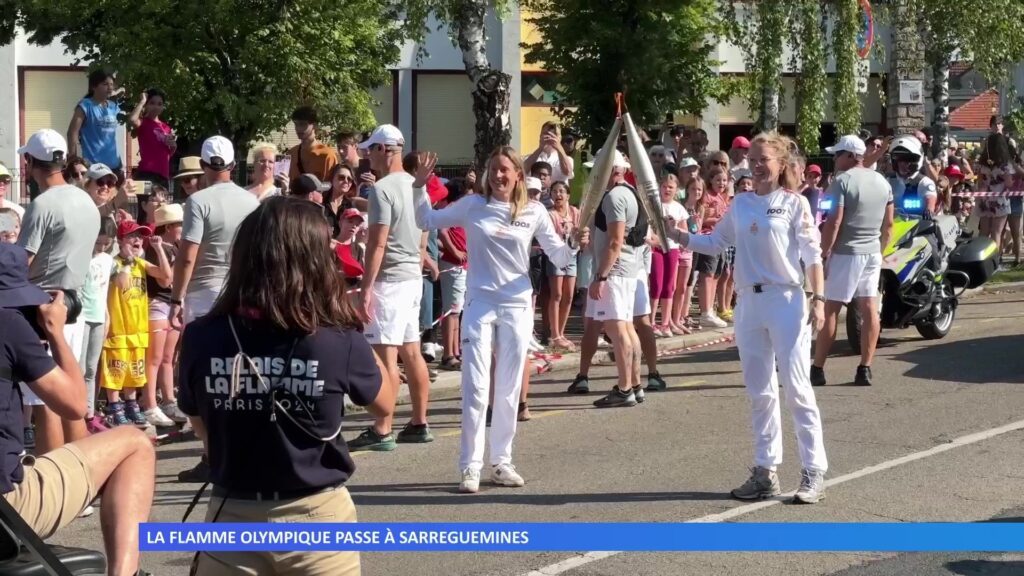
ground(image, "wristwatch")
xmin=169 ymin=298 xmax=183 ymax=306
xmin=810 ymin=294 xmax=826 ymax=304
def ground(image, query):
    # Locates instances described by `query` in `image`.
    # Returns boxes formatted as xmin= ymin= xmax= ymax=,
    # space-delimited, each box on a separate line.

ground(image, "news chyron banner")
xmin=142 ymin=522 xmax=1024 ymax=553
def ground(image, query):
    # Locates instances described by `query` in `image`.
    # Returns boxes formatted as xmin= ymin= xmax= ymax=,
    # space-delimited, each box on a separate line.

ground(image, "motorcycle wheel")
xmin=916 ymin=279 xmax=956 ymax=340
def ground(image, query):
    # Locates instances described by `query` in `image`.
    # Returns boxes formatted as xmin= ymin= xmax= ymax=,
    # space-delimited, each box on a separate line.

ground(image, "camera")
xmin=15 ymin=289 xmax=82 ymax=341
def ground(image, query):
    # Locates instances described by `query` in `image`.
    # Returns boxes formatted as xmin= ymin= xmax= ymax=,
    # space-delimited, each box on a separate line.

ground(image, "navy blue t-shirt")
xmin=0 ymin=309 xmax=56 ymax=494
xmin=178 ymin=314 xmax=381 ymax=492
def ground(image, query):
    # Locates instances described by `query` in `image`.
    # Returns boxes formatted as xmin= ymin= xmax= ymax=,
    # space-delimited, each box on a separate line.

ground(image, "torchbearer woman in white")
xmin=411 ymin=147 xmax=584 ymax=494
xmin=669 ymin=133 xmax=829 ymax=504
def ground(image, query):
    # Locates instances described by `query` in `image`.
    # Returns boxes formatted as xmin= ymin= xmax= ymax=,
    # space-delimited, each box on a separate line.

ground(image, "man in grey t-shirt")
xmin=587 ymin=150 xmax=643 ymax=408
xmin=169 ymin=136 xmax=259 ymax=328
xmin=168 ymin=135 xmax=258 ymax=483
xmin=813 ymin=135 xmax=895 ymax=387
xmin=350 ymin=124 xmax=433 ymax=452
xmin=16 ymin=128 xmax=100 ymax=448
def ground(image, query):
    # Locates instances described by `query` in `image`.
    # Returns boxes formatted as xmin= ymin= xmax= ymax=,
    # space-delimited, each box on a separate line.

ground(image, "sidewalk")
xmin=359 ymin=325 xmax=735 ymax=411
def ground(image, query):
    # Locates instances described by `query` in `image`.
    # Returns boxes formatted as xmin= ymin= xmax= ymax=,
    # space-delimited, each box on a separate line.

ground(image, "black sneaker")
xmin=396 ymin=422 xmax=434 ymax=444
xmin=347 ymin=427 xmax=397 ymax=451
xmin=810 ymin=365 xmax=827 ymax=387
xmin=645 ymin=372 xmax=668 ymax=391
xmin=854 ymin=365 xmax=872 ymax=386
xmin=567 ymin=374 xmax=590 ymax=394
xmin=632 ymin=385 xmax=646 ymax=404
xmin=177 ymin=456 xmax=210 ymax=483
xmin=23 ymin=426 xmax=35 ymax=450
xmin=593 ymin=387 xmax=637 ymax=408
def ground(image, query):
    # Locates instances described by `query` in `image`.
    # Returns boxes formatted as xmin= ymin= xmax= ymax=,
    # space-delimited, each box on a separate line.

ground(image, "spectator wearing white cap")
xmin=84 ymin=163 xmax=118 ymax=210
xmin=676 ymin=157 xmax=701 ymax=201
xmin=812 ymin=135 xmax=894 ymax=388
xmin=16 ymin=128 xmax=101 ymax=452
xmin=350 ymin=124 xmax=434 ymax=452
xmin=0 ymin=163 xmax=22 ymax=220
xmin=168 ymin=136 xmax=259 ymax=481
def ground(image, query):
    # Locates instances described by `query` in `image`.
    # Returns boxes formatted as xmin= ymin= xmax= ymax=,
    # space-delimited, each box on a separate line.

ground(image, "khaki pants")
xmin=194 ymin=485 xmax=360 ymax=576
xmin=3 ymin=444 xmax=96 ymax=539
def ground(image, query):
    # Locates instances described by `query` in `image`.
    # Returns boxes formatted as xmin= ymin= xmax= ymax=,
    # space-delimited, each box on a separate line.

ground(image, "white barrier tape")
xmin=430 ymin=307 xmax=461 ymax=328
xmin=953 ymin=190 xmax=1024 ymax=197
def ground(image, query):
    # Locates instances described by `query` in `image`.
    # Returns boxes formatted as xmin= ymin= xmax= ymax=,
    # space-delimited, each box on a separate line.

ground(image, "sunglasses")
xmin=336 ymin=175 xmax=354 ymax=182
xmin=712 ymin=160 xmax=728 ymax=166
xmin=0 ymin=178 xmax=10 ymax=186
xmin=97 ymin=177 xmax=117 ymax=188
xmin=72 ymin=170 xmax=87 ymax=179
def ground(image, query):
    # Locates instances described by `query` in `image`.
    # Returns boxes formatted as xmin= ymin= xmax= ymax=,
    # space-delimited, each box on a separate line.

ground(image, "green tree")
xmin=832 ymin=0 xmax=861 ymax=136
xmin=918 ymin=0 xmax=1024 ymax=155
xmin=522 ymin=0 xmax=731 ymax=147
xmin=6 ymin=0 xmax=419 ymax=156
xmin=408 ymin=0 xmax=514 ymax=170
xmin=730 ymin=0 xmax=791 ymax=133
xmin=792 ymin=0 xmax=827 ymax=153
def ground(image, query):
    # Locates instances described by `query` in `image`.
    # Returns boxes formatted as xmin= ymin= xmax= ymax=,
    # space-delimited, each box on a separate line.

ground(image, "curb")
xmin=345 ymin=327 xmax=736 ymax=412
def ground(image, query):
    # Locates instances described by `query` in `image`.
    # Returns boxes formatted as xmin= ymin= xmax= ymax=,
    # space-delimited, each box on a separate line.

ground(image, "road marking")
xmin=522 ymin=417 xmax=1024 ymax=576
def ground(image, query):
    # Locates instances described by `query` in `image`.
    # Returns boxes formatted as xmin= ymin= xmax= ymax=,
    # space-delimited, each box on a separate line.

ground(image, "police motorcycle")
xmin=842 ymin=136 xmax=998 ymax=354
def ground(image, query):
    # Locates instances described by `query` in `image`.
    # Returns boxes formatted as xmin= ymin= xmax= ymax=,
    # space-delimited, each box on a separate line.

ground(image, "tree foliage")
xmin=522 ymin=0 xmax=732 ymax=147
xmin=831 ymin=0 xmax=860 ymax=135
xmin=792 ymin=0 xmax=827 ymax=153
xmin=407 ymin=0 xmax=513 ymax=169
xmin=729 ymin=1 xmax=789 ymax=134
xmin=7 ymin=0 xmax=422 ymax=152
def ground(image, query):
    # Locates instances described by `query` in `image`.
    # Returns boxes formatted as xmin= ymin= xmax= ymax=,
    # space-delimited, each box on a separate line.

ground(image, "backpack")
xmin=594 ymin=183 xmax=649 ymax=247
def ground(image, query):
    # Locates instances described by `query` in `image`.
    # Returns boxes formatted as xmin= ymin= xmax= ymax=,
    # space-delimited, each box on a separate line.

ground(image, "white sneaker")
xmin=596 ymin=336 xmax=613 ymax=349
xmin=144 ymin=406 xmax=175 ymax=428
xmin=528 ymin=338 xmax=544 ymax=352
xmin=421 ymin=342 xmax=438 ymax=363
xmin=78 ymin=505 xmax=95 ymax=518
xmin=491 ymin=463 xmax=526 ymax=487
xmin=701 ymin=313 xmax=728 ymax=329
xmin=459 ymin=468 xmax=481 ymax=493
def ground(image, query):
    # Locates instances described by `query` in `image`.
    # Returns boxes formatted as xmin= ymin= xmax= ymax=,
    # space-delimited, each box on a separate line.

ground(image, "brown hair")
xmin=482 ymin=146 xmax=529 ymax=221
xmin=209 ymin=196 xmax=360 ymax=333
xmin=751 ymin=133 xmax=801 ymax=191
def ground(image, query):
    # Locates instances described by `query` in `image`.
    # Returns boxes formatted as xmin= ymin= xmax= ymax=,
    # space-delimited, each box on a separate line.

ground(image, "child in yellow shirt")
xmin=101 ymin=220 xmax=171 ymax=427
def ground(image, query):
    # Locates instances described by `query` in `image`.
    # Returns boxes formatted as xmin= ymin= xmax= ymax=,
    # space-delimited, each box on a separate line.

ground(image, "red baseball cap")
xmin=117 ymin=220 xmax=152 ymax=239
xmin=806 ymin=164 xmax=822 ymax=176
xmin=426 ymin=174 xmax=449 ymax=205
xmin=334 ymin=244 xmax=364 ymax=279
xmin=944 ymin=165 xmax=964 ymax=179
xmin=341 ymin=208 xmax=364 ymax=221
xmin=731 ymin=136 xmax=751 ymax=150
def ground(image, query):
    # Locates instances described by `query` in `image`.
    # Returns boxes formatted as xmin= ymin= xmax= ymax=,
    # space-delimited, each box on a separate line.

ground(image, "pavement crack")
xmin=842 ymin=505 xmax=911 ymax=523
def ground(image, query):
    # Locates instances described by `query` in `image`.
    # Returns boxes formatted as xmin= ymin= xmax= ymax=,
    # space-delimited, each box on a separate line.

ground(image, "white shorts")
xmin=22 ymin=320 xmax=85 ymax=407
xmin=185 ymin=287 xmax=221 ymax=325
xmin=585 ymin=275 xmax=636 ymax=322
xmin=364 ymin=278 xmax=422 ymax=345
xmin=634 ymin=276 xmax=651 ymax=317
xmin=825 ymin=252 xmax=882 ymax=303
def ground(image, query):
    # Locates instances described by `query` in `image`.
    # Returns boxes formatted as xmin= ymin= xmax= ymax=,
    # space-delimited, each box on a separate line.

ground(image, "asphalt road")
xmin=50 ymin=289 xmax=1024 ymax=576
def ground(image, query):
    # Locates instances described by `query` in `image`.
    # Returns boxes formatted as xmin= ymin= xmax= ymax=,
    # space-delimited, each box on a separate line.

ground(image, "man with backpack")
xmin=587 ymin=150 xmax=647 ymax=408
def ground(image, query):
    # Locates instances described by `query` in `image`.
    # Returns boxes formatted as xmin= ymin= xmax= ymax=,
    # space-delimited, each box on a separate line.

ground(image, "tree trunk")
xmin=452 ymin=0 xmax=512 ymax=171
xmin=930 ymin=53 xmax=951 ymax=158
xmin=760 ymin=84 xmax=780 ymax=133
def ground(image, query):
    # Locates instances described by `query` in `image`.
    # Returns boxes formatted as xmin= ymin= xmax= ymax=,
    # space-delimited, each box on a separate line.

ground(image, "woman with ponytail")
xmin=668 ymin=133 xmax=829 ymax=505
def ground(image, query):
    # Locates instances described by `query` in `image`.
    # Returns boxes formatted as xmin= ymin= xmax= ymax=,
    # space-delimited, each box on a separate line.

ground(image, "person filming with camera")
xmin=0 ymin=243 xmax=155 ymax=576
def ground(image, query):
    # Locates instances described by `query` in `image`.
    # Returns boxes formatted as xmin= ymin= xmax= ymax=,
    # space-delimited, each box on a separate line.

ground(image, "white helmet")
xmin=890 ymin=135 xmax=924 ymax=173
